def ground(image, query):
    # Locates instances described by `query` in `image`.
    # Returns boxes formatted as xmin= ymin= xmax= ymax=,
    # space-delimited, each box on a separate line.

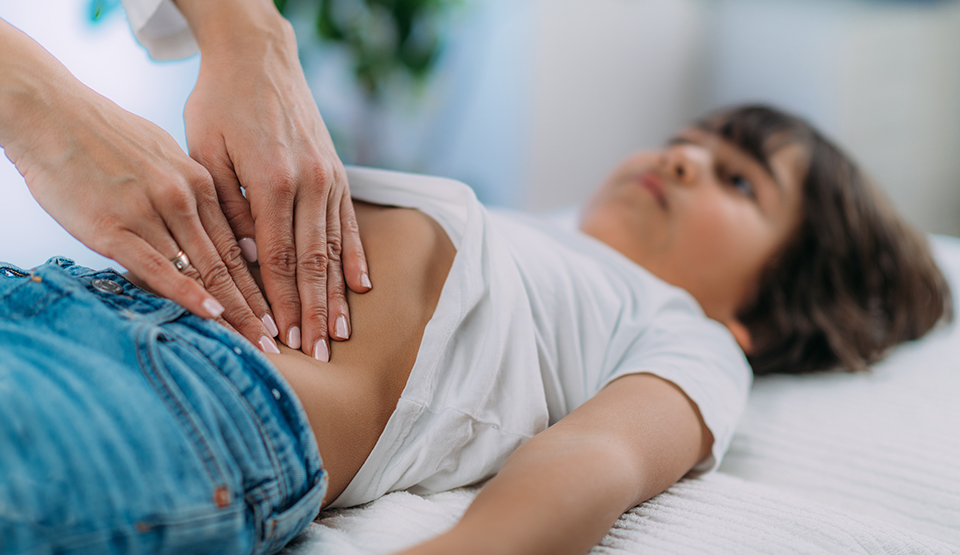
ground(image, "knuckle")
xmin=187 ymin=167 xmax=216 ymax=194
xmin=182 ymin=265 xmax=204 ymax=284
xmin=261 ymin=244 xmax=298 ymax=278
xmin=342 ymin=215 xmax=360 ymax=236
xmin=274 ymin=289 xmax=304 ymax=317
xmin=326 ymin=241 xmax=343 ymax=262
xmin=171 ymin=276 xmax=196 ymax=303
xmin=234 ymin=278 xmax=266 ymax=307
xmin=298 ymin=251 xmax=329 ymax=278
xmin=269 ymin=171 xmax=298 ymax=199
xmin=219 ymin=242 xmax=248 ymax=273
xmin=194 ymin=179 xmax=218 ymax=205
xmin=305 ymin=158 xmax=343 ymax=194
xmin=198 ymin=262 xmax=234 ymax=295
xmin=140 ymin=255 xmax=167 ymax=278
xmin=161 ymin=184 xmax=195 ymax=216
xmin=327 ymin=278 xmax=347 ymax=303
xmin=308 ymin=159 xmax=335 ymax=185
xmin=300 ymin=303 xmax=327 ymax=327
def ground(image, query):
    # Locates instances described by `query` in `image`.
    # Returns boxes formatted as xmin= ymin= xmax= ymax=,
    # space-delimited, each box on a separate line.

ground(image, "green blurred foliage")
xmin=274 ymin=0 xmax=459 ymax=100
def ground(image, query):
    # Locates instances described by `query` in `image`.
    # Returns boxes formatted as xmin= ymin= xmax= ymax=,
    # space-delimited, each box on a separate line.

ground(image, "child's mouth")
xmin=637 ymin=172 xmax=668 ymax=210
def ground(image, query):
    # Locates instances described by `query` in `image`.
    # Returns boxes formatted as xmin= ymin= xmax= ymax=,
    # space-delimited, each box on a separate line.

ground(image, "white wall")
xmin=525 ymin=0 xmax=709 ymax=210
xmin=520 ymin=0 xmax=960 ymax=235
xmin=0 ymin=1 xmax=199 ymax=269
xmin=708 ymin=0 xmax=960 ymax=236
xmin=299 ymin=0 xmax=536 ymax=207
xmin=2 ymin=0 xmax=957 ymax=274
xmin=298 ymin=0 xmax=711 ymax=211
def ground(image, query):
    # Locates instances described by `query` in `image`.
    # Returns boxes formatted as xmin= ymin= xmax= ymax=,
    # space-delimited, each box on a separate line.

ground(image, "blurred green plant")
xmin=88 ymin=0 xmax=121 ymax=23
xmin=275 ymin=0 xmax=460 ymax=101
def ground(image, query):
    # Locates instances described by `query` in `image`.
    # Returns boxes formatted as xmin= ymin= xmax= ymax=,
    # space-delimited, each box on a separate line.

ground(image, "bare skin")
xmin=126 ymin=200 xmax=455 ymax=506
xmin=1 ymin=1 xmax=370 ymax=360
xmin=261 ymin=201 xmax=455 ymax=505
xmin=132 ymin=131 xmax=802 ymax=554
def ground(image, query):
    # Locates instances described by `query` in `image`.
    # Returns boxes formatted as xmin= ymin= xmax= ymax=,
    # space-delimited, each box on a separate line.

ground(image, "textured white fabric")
xmin=120 ymin=0 xmax=197 ymax=60
xmin=717 ymin=234 xmax=960 ymax=546
xmin=329 ymin=167 xmax=751 ymax=508
xmin=288 ymin=474 xmax=956 ymax=555
xmin=281 ymin=234 xmax=960 ymax=554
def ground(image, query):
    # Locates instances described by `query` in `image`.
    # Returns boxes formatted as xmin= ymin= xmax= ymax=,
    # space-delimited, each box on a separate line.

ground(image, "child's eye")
xmin=716 ymin=164 xmax=757 ymax=199
xmin=729 ymin=174 xmax=755 ymax=197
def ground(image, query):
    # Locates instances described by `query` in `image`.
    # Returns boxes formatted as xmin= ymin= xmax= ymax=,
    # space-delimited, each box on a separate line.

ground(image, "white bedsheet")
xmin=282 ymin=235 xmax=960 ymax=554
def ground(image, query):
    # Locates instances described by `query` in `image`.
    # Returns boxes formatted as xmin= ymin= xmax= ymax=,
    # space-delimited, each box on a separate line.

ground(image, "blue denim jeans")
xmin=0 ymin=258 xmax=326 ymax=555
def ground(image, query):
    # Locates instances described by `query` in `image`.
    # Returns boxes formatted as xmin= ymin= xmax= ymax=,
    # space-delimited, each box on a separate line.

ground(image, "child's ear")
xmin=724 ymin=319 xmax=755 ymax=354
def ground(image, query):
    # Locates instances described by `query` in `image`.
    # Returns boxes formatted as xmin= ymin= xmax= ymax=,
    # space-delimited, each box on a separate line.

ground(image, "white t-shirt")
xmin=329 ymin=167 xmax=752 ymax=508
xmin=120 ymin=0 xmax=196 ymax=60
xmin=114 ymin=7 xmax=752 ymax=502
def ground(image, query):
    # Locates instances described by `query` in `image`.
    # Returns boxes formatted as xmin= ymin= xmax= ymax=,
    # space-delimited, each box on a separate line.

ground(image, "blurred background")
xmin=1 ymin=0 xmax=958 ymax=270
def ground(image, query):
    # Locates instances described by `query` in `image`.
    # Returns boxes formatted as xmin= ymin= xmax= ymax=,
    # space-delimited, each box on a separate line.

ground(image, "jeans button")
xmin=92 ymin=278 xmax=123 ymax=295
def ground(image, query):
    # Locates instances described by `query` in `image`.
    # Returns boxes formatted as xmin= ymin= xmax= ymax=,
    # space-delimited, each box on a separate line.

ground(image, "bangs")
xmin=695 ymin=105 xmax=814 ymax=177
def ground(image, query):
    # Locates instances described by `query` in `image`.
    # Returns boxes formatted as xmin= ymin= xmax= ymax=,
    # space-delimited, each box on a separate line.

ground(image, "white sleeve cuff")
xmin=121 ymin=0 xmax=198 ymax=60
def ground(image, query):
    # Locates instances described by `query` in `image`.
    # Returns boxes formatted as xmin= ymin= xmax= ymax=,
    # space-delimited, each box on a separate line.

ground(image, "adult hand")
xmin=0 ymin=19 xmax=280 ymax=353
xmin=175 ymin=0 xmax=371 ymax=362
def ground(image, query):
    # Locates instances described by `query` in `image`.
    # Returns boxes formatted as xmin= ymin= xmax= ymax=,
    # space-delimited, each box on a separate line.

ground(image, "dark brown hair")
xmin=697 ymin=105 xmax=953 ymax=375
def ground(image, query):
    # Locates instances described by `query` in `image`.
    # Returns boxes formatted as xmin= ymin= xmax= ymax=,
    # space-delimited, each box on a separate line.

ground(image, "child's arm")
xmin=397 ymin=372 xmax=712 ymax=555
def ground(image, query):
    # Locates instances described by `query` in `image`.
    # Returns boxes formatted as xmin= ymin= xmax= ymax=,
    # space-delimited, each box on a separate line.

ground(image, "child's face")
xmin=580 ymin=128 xmax=805 ymax=333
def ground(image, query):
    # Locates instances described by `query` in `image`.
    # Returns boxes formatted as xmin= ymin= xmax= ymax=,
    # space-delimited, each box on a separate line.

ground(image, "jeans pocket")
xmin=259 ymin=472 xmax=327 ymax=554
xmin=138 ymin=327 xmax=236 ymax=492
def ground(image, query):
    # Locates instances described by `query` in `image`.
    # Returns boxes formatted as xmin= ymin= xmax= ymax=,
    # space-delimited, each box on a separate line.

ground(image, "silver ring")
xmin=171 ymin=250 xmax=190 ymax=272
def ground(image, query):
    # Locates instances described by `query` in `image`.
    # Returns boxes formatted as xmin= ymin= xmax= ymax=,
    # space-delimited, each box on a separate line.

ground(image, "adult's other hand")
xmin=0 ymin=19 xmax=280 ymax=354
xmin=175 ymin=0 xmax=371 ymax=362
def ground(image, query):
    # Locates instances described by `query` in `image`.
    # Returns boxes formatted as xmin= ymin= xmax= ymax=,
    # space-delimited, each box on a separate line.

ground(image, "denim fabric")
xmin=0 ymin=258 xmax=326 ymax=555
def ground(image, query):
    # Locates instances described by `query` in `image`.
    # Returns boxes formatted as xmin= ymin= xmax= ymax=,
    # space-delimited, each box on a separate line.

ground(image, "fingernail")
xmin=239 ymin=238 xmax=258 ymax=263
xmin=360 ymin=272 xmax=372 ymax=289
xmin=314 ymin=339 xmax=329 ymax=362
xmin=261 ymin=314 xmax=279 ymax=337
xmin=334 ymin=315 xmax=349 ymax=340
xmin=259 ymin=335 xmax=281 ymax=354
xmin=203 ymin=298 xmax=224 ymax=319
xmin=287 ymin=326 xmax=301 ymax=350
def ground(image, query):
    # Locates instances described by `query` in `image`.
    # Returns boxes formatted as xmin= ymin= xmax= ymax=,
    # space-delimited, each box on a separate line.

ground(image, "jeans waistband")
xmin=0 ymin=257 xmax=326 ymax=554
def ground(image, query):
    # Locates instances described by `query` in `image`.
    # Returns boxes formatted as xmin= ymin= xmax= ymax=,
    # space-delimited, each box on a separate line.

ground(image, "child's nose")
xmin=661 ymin=146 xmax=700 ymax=185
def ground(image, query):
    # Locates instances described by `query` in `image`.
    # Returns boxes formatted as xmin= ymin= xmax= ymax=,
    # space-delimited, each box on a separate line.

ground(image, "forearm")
xmin=406 ymin=434 xmax=642 ymax=555
xmin=398 ymin=374 xmax=709 ymax=555
xmin=172 ymin=0 xmax=294 ymax=57
xmin=0 ymin=20 xmax=77 ymax=153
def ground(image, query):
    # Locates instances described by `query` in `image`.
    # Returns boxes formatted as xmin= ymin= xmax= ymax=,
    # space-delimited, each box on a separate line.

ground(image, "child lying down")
xmin=0 ymin=105 xmax=951 ymax=555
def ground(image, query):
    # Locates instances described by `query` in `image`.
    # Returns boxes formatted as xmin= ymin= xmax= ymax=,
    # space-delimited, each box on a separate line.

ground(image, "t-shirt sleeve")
xmin=121 ymin=0 xmax=198 ymax=60
xmin=601 ymin=296 xmax=753 ymax=475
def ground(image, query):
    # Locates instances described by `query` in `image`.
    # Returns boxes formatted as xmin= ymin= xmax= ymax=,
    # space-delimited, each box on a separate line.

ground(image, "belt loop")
xmin=47 ymin=256 xmax=76 ymax=268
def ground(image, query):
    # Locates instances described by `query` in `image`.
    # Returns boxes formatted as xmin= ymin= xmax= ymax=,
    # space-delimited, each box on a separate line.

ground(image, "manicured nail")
xmin=239 ymin=238 xmax=258 ymax=263
xmin=261 ymin=314 xmax=279 ymax=337
xmin=203 ymin=298 xmax=224 ymax=319
xmin=287 ymin=326 xmax=301 ymax=350
xmin=334 ymin=315 xmax=349 ymax=340
xmin=314 ymin=339 xmax=329 ymax=362
xmin=360 ymin=272 xmax=372 ymax=289
xmin=259 ymin=335 xmax=281 ymax=354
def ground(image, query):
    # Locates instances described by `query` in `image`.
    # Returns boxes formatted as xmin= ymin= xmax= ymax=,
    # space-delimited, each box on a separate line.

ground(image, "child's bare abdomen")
xmin=263 ymin=201 xmax=455 ymax=508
